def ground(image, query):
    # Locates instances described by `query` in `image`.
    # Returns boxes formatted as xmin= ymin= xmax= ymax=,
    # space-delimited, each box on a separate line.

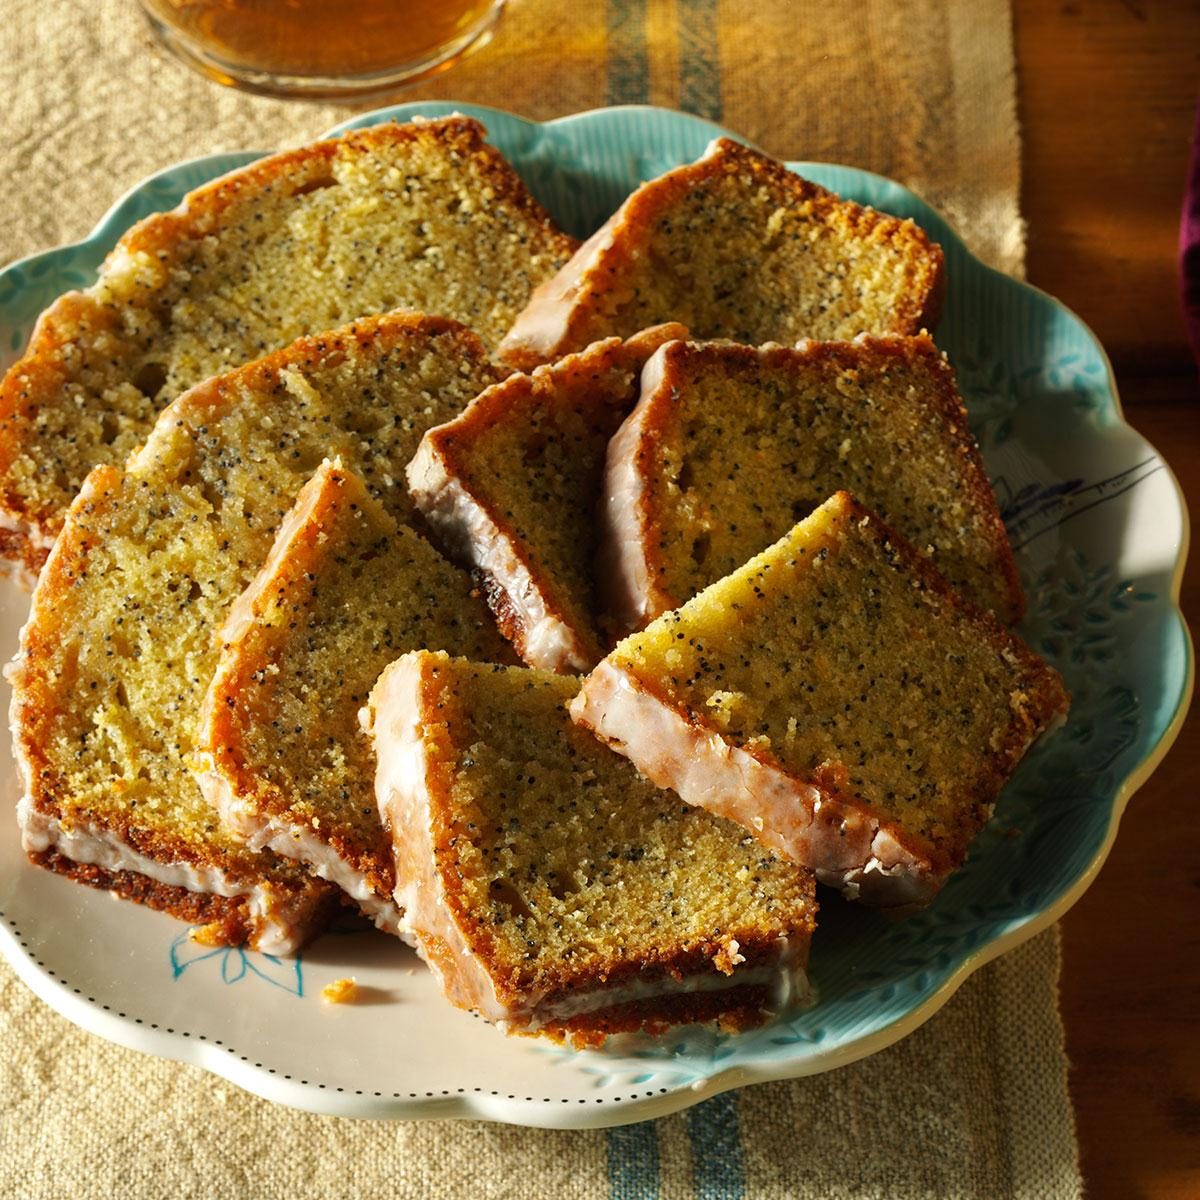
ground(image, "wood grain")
xmin=1055 ymin=385 xmax=1200 ymax=1200
xmin=1014 ymin=0 xmax=1200 ymax=374
xmin=1013 ymin=4 xmax=1200 ymax=1195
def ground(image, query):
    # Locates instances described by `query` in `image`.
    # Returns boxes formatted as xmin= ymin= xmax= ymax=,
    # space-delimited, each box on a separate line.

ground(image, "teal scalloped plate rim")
xmin=0 ymin=101 xmax=1191 ymax=1129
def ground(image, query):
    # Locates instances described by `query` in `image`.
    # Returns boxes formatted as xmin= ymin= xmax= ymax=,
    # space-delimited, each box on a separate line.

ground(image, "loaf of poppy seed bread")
xmin=408 ymin=324 xmax=686 ymax=673
xmin=365 ymin=650 xmax=817 ymax=1047
xmin=0 ymin=116 xmax=576 ymax=584
xmin=498 ymin=138 xmax=943 ymax=370
xmin=602 ymin=334 xmax=1022 ymax=632
xmin=8 ymin=313 xmax=503 ymax=949
xmin=572 ymin=492 xmax=1069 ymax=911
xmin=195 ymin=460 xmax=515 ymax=934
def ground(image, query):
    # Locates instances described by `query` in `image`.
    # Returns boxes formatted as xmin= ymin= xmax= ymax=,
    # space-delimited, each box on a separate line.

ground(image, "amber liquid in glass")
xmin=143 ymin=0 xmax=499 ymax=82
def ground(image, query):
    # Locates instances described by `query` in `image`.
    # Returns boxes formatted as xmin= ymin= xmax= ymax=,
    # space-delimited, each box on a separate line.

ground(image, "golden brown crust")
xmin=197 ymin=464 xmax=396 ymax=900
xmin=10 ymin=466 xmax=155 ymax=851
xmin=470 ymin=567 xmax=536 ymax=663
xmin=0 ymin=297 xmax=122 ymax=581
xmin=499 ymin=138 xmax=945 ymax=369
xmin=400 ymin=653 xmax=816 ymax=1027
xmin=628 ymin=333 xmax=1023 ymax=625
xmin=599 ymin=490 xmax=1067 ymax=881
xmin=29 ymin=848 xmax=255 ymax=941
xmin=535 ymin=984 xmax=774 ymax=1049
xmin=116 ymin=117 xmax=572 ymax=264
xmin=0 ymin=295 xmax=116 ymax=484
xmin=416 ymin=326 xmax=687 ymax=669
xmin=0 ymin=527 xmax=41 ymax=587
xmin=0 ymin=117 xmax=572 ymax=577
xmin=11 ymin=312 xmax=498 ymax=948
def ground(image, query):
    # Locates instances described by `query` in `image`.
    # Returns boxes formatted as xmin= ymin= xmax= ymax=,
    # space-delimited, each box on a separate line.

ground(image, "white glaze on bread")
xmin=16 ymin=800 xmax=323 ymax=954
xmin=366 ymin=654 xmax=516 ymax=1021
xmin=406 ymin=438 xmax=594 ymax=672
xmin=496 ymin=214 xmax=629 ymax=370
xmin=192 ymin=759 xmax=403 ymax=938
xmin=569 ymin=658 xmax=941 ymax=910
xmin=598 ymin=341 xmax=677 ymax=633
xmin=409 ymin=327 xmax=688 ymax=672
xmin=366 ymin=653 xmax=815 ymax=1032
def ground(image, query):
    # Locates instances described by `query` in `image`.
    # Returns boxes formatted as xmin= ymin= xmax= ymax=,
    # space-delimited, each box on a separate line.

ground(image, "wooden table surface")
xmin=1013 ymin=3 xmax=1199 ymax=1197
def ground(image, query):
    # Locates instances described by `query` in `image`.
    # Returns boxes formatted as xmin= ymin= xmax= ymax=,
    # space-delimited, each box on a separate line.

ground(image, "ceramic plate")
xmin=0 ymin=103 xmax=1191 ymax=1128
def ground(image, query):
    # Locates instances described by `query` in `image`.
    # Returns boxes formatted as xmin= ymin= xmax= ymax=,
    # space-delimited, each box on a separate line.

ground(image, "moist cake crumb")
xmin=366 ymin=650 xmax=817 ymax=1046
xmin=409 ymin=325 xmax=686 ymax=671
xmin=500 ymin=137 xmax=943 ymax=368
xmin=601 ymin=334 xmax=1022 ymax=631
xmin=0 ymin=116 xmax=576 ymax=581
xmin=8 ymin=312 xmax=501 ymax=948
xmin=196 ymin=459 xmax=514 ymax=932
xmin=572 ymin=491 xmax=1068 ymax=910
xmin=322 ymin=978 xmax=359 ymax=1004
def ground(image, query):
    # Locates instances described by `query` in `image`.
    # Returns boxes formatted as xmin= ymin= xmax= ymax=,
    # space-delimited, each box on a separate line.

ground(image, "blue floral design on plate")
xmin=170 ymin=931 xmax=304 ymax=996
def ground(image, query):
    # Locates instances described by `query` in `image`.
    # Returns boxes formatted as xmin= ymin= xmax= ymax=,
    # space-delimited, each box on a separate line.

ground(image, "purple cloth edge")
xmin=1179 ymin=97 xmax=1200 ymax=368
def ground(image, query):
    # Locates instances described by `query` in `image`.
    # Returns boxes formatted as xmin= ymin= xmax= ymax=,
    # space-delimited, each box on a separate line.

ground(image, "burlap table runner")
xmin=0 ymin=1 xmax=1082 ymax=1196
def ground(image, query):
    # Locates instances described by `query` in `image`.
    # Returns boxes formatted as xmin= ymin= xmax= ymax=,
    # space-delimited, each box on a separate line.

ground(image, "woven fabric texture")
xmin=4 ymin=0 xmax=1024 ymax=274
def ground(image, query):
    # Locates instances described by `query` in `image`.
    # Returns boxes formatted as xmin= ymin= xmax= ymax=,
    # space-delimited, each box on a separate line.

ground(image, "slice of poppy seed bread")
xmin=365 ymin=650 xmax=817 ymax=1047
xmin=498 ymin=137 xmax=943 ymax=370
xmin=7 ymin=313 xmax=503 ymax=949
xmin=408 ymin=324 xmax=686 ymax=673
xmin=0 ymin=116 xmax=576 ymax=584
xmin=195 ymin=460 xmax=515 ymax=934
xmin=601 ymin=334 xmax=1022 ymax=632
xmin=572 ymin=492 xmax=1069 ymax=911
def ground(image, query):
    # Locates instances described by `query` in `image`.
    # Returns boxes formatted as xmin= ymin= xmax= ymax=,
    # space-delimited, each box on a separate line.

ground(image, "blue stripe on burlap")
xmin=603 ymin=5 xmax=729 ymax=1194
xmin=607 ymin=1119 xmax=662 ymax=1200
xmin=677 ymin=0 xmax=722 ymax=121
xmin=686 ymin=1092 xmax=746 ymax=1199
xmin=606 ymin=0 xmax=651 ymax=105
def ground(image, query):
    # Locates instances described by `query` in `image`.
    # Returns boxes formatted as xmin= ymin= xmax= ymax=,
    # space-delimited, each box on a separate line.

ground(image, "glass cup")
xmin=139 ymin=0 xmax=505 ymax=99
